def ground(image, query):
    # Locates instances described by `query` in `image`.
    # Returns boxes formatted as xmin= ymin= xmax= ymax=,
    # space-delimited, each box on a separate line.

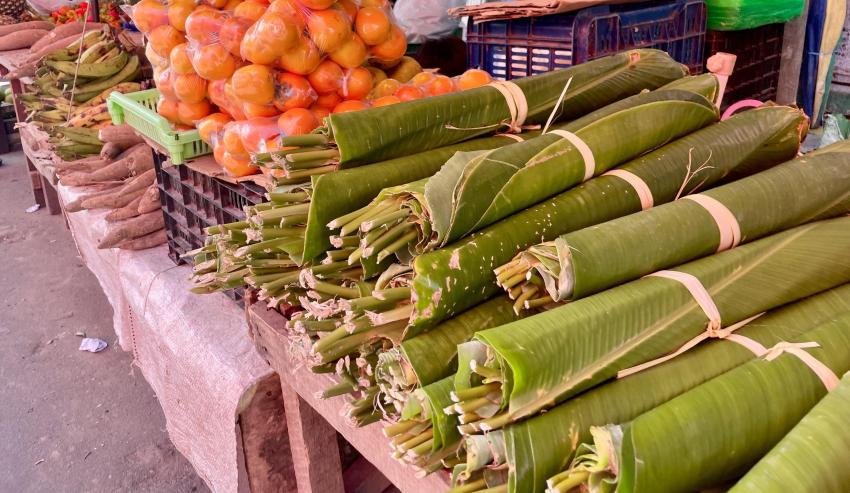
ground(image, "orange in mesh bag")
xmin=157 ymin=96 xmax=180 ymax=124
xmin=219 ymin=16 xmax=253 ymax=57
xmin=197 ymin=113 xmax=232 ymax=145
xmin=314 ymin=91 xmax=342 ymax=110
xmin=242 ymin=102 xmax=280 ymax=118
xmin=169 ymin=43 xmax=194 ymax=74
xmin=274 ymin=72 xmax=317 ymax=112
xmin=177 ymin=100 xmax=212 ymax=126
xmin=333 ymin=99 xmax=369 ymax=114
xmin=132 ymin=0 xmax=169 ymax=34
xmin=232 ymin=64 xmax=276 ymax=106
xmin=154 ymin=66 xmax=178 ymax=100
xmin=214 ymin=144 xmax=259 ymax=177
xmin=149 ymin=24 xmax=186 ymax=58
xmin=278 ymin=35 xmax=322 ymax=75
xmin=300 ymin=0 xmax=335 ymax=10
xmin=185 ymin=7 xmax=226 ymax=45
xmin=268 ymin=0 xmax=306 ymax=29
xmin=167 ymin=0 xmax=194 ymax=32
xmin=308 ymin=59 xmax=344 ymax=95
xmin=235 ymin=117 xmax=284 ymax=155
xmin=329 ymin=33 xmax=368 ymax=69
xmin=241 ymin=12 xmax=298 ymax=65
xmin=339 ymin=67 xmax=372 ymax=100
xmin=191 ymin=42 xmax=239 ymax=81
xmin=277 ymin=107 xmax=319 ymax=136
xmin=173 ymin=73 xmax=208 ymax=104
xmin=306 ymin=6 xmax=352 ymax=53
xmin=233 ymin=0 xmax=266 ymax=22
xmin=355 ymin=6 xmax=391 ymax=45
xmin=370 ymin=24 xmax=406 ymax=62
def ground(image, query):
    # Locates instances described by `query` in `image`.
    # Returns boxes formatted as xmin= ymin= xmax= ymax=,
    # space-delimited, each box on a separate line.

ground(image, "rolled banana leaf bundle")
xmin=499 ymin=140 xmax=850 ymax=309
xmin=309 ymin=75 xmax=719 ymax=265
xmin=406 ymin=105 xmax=806 ymax=334
xmin=188 ymin=187 xmax=314 ymax=303
xmin=557 ymin=311 xmax=850 ymax=493
xmin=195 ymin=75 xmax=718 ymax=295
xmin=448 ymin=217 xmax=850 ymax=434
xmin=304 ymin=105 xmax=805 ymax=377
xmin=299 ymin=134 xmax=540 ymax=263
xmin=730 ymin=372 xmax=850 ymax=493
xmin=342 ymin=90 xmax=717 ymax=264
xmin=375 ymin=297 xmax=520 ymax=415
xmin=296 ymin=85 xmax=728 ymax=368
xmin=381 ymin=376 xmax=462 ymax=475
xmin=449 ymin=284 xmax=850 ymax=493
xmin=261 ymin=49 xmax=688 ymax=177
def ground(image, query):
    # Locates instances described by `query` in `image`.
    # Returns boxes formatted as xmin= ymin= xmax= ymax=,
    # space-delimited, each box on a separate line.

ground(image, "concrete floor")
xmin=0 ymin=151 xmax=209 ymax=493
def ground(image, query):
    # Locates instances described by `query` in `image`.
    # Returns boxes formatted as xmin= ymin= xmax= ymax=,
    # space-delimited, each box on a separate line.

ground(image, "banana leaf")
xmin=424 ymin=95 xmax=717 ymax=249
xmin=380 ymin=376 xmax=462 ymax=474
xmin=301 ymin=136 xmax=532 ymax=263
xmin=497 ymin=283 xmax=850 ymax=493
xmin=730 ymin=372 xmax=850 ymax=493
xmin=356 ymin=91 xmax=716 ymax=261
xmin=324 ymin=50 xmax=688 ymax=166
xmin=376 ymin=297 xmax=520 ymax=410
xmin=408 ymin=105 xmax=807 ymax=334
xmin=562 ymin=311 xmax=850 ymax=493
xmin=471 ymin=217 xmax=850 ymax=426
xmin=305 ymin=75 xmax=719 ymax=264
xmin=515 ymin=140 xmax=850 ymax=303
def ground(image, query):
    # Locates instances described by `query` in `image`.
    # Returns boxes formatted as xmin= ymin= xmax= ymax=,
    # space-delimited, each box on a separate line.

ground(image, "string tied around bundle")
xmin=617 ymin=269 xmax=763 ymax=378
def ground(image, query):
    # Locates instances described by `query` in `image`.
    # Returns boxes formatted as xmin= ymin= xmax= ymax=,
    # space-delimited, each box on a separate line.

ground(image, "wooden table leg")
xmin=279 ymin=378 xmax=345 ymax=493
xmin=239 ymin=374 xmax=298 ymax=493
xmin=26 ymin=157 xmax=46 ymax=208
xmin=41 ymin=174 xmax=62 ymax=215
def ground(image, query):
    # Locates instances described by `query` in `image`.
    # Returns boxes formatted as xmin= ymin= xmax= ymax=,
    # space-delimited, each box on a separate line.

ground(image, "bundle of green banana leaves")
xmin=403 ymin=105 xmax=805 ymax=334
xmin=730 ymin=371 xmax=850 ymax=493
xmin=190 ymin=78 xmax=713 ymax=299
xmin=334 ymin=89 xmax=717 ymax=265
xmin=317 ymin=103 xmax=802 ymax=362
xmin=293 ymin=88 xmax=719 ymax=375
xmin=325 ymin=105 xmax=808 ymax=438
xmin=447 ymin=217 xmax=850 ymax=436
xmin=191 ymin=55 xmax=698 ymax=297
xmin=294 ymin=73 xmax=717 ymax=265
xmin=289 ymin=104 xmax=806 ymax=408
xmin=447 ymin=283 xmax=850 ymax=493
xmin=255 ymin=49 xmax=688 ymax=179
xmin=497 ymin=140 xmax=850 ymax=310
xmin=555 ymin=310 xmax=850 ymax=493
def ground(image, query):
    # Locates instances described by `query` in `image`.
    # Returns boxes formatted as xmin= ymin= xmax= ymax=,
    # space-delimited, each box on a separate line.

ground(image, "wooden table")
xmin=0 ymin=48 xmax=63 ymax=215
xmin=247 ymin=302 xmax=453 ymax=493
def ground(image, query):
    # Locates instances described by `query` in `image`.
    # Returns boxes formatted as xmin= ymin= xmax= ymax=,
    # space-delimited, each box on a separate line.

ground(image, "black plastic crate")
xmin=152 ymin=150 xmax=267 ymax=305
xmin=467 ymin=0 xmax=707 ymax=79
xmin=705 ymin=23 xmax=784 ymax=109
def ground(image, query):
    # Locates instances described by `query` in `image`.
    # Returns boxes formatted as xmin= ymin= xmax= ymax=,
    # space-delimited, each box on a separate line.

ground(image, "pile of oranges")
xmin=132 ymin=0 xmax=493 ymax=177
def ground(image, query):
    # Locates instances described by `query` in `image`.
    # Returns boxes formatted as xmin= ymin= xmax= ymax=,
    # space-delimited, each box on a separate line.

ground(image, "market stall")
xmin=3 ymin=0 xmax=850 ymax=491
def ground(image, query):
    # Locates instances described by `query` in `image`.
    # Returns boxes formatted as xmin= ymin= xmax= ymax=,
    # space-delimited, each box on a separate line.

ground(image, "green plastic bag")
xmin=707 ymin=0 xmax=804 ymax=30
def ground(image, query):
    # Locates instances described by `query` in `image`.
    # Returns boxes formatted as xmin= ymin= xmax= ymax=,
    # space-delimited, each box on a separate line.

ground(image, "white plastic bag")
xmin=394 ymin=0 xmax=467 ymax=43
xmin=28 ymin=0 xmax=80 ymax=15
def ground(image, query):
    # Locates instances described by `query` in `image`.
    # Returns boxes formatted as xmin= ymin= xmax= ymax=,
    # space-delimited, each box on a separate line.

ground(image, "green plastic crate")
xmin=107 ymin=88 xmax=211 ymax=165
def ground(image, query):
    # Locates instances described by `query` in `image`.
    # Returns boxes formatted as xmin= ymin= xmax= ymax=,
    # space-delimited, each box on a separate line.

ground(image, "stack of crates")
xmin=466 ymin=0 xmax=707 ymax=80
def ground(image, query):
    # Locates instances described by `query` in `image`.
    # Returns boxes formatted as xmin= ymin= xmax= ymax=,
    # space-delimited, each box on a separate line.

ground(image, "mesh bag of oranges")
xmin=131 ymin=0 xmax=497 ymax=177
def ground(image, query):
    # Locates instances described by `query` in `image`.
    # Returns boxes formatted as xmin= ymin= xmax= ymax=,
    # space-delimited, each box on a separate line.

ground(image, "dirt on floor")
xmin=0 ymin=151 xmax=209 ymax=493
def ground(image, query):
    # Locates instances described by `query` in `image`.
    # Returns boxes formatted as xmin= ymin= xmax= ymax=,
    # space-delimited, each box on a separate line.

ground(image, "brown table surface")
xmin=249 ymin=303 xmax=452 ymax=493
